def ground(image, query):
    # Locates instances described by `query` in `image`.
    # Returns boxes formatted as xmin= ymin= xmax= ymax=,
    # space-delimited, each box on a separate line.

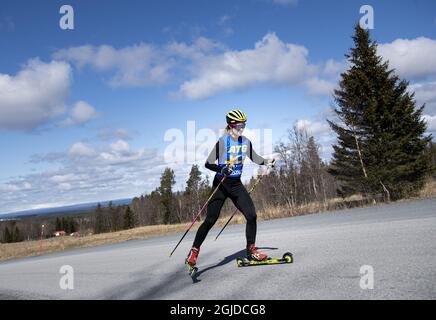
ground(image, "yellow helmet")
xmin=226 ymin=109 xmax=247 ymax=124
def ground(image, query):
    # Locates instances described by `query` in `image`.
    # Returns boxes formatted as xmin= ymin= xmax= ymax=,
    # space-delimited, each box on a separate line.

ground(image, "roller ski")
xmin=186 ymin=263 xmax=198 ymax=277
xmin=185 ymin=247 xmax=199 ymax=278
xmin=236 ymin=245 xmax=293 ymax=267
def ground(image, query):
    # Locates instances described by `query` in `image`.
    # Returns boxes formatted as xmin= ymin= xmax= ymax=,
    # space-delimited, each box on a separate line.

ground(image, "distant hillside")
xmin=0 ymin=198 xmax=132 ymax=220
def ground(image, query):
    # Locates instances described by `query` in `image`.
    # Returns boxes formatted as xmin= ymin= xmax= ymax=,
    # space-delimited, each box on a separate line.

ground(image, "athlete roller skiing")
xmin=185 ymin=109 xmax=275 ymax=269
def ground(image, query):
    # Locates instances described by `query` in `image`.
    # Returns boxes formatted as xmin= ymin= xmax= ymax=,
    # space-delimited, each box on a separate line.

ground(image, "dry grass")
xmin=1 ymin=180 xmax=435 ymax=262
xmin=0 ymin=218 xmax=237 ymax=262
xmin=0 ymin=223 xmax=197 ymax=262
xmin=257 ymin=194 xmax=367 ymax=221
xmin=418 ymin=179 xmax=436 ymax=198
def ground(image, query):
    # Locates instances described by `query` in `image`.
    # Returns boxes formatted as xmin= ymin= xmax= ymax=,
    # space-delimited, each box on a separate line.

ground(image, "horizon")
xmin=0 ymin=197 xmax=133 ymax=217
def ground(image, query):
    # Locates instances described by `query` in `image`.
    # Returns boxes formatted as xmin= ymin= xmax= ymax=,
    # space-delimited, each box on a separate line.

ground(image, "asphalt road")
xmin=1 ymin=198 xmax=435 ymax=300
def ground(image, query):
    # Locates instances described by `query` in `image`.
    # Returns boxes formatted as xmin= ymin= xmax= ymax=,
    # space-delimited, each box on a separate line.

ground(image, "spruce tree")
xmin=328 ymin=25 xmax=432 ymax=200
xmin=185 ymin=165 xmax=202 ymax=220
xmin=94 ymin=203 xmax=105 ymax=234
xmin=3 ymin=227 xmax=11 ymax=243
xmin=186 ymin=165 xmax=201 ymax=195
xmin=55 ymin=217 xmax=62 ymax=231
xmin=306 ymin=136 xmax=323 ymax=201
xmin=123 ymin=206 xmax=135 ymax=229
xmin=159 ymin=168 xmax=176 ymax=224
xmin=13 ymin=226 xmax=22 ymax=242
xmin=109 ymin=201 xmax=121 ymax=231
xmin=68 ymin=217 xmax=76 ymax=233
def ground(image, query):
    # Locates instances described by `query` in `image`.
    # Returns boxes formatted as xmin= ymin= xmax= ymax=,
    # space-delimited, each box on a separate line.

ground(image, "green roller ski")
xmin=236 ymin=252 xmax=293 ymax=267
xmin=185 ymin=259 xmax=198 ymax=278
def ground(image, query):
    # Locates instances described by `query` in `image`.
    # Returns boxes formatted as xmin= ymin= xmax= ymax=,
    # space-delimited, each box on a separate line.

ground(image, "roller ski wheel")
xmin=283 ymin=252 xmax=293 ymax=263
xmin=188 ymin=266 xmax=198 ymax=278
xmin=236 ymin=258 xmax=245 ymax=267
xmin=185 ymin=259 xmax=198 ymax=278
xmin=236 ymin=252 xmax=294 ymax=267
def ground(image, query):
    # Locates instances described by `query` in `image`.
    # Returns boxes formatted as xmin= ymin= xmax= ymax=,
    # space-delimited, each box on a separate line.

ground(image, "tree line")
xmin=92 ymin=202 xmax=137 ymax=234
xmin=2 ymin=221 xmax=23 ymax=243
xmin=2 ymin=138 xmax=434 ymax=244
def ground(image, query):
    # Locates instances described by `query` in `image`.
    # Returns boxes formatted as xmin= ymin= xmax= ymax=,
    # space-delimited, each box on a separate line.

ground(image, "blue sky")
xmin=1 ymin=0 xmax=435 ymax=213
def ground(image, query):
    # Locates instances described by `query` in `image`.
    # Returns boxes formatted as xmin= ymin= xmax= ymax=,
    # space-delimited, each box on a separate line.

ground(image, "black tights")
xmin=193 ymin=176 xmax=257 ymax=249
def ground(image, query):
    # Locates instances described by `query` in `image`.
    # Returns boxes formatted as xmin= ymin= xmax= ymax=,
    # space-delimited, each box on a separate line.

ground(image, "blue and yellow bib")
xmin=217 ymin=135 xmax=249 ymax=178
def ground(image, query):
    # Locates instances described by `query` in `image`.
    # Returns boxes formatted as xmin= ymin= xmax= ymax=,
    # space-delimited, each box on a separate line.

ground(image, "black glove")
xmin=221 ymin=167 xmax=233 ymax=176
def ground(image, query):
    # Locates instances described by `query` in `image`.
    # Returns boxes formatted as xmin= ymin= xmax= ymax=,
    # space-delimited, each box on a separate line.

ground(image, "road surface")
xmin=0 ymin=198 xmax=435 ymax=299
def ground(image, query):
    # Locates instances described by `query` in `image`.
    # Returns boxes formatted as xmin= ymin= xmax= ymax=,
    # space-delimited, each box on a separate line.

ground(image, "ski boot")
xmin=246 ymin=244 xmax=268 ymax=261
xmin=185 ymin=247 xmax=200 ymax=277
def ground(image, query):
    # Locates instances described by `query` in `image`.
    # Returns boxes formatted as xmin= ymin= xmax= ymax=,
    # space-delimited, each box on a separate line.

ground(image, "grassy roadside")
xmin=1 ymin=179 xmax=435 ymax=262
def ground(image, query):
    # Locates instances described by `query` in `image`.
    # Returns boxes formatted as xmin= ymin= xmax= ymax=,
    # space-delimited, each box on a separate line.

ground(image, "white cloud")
xmin=97 ymin=128 xmax=132 ymax=141
xmin=219 ymin=15 xmax=231 ymax=24
xmin=0 ymin=184 xmax=19 ymax=192
xmin=23 ymin=182 xmax=32 ymax=189
xmin=409 ymin=81 xmax=436 ymax=114
xmin=61 ymin=100 xmax=98 ymax=127
xmin=1 ymin=140 xmax=162 ymax=213
xmin=53 ymin=34 xmax=340 ymax=100
xmin=30 ymin=202 xmax=69 ymax=210
xmin=322 ymin=59 xmax=347 ymax=77
xmin=53 ymin=44 xmax=173 ymax=87
xmin=49 ymin=173 xmax=89 ymax=183
xmin=301 ymin=59 xmax=346 ymax=96
xmin=177 ymin=33 xmax=318 ymax=99
xmin=423 ymin=114 xmax=436 ymax=132
xmin=58 ymin=183 xmax=73 ymax=191
xmin=295 ymin=118 xmax=335 ymax=161
xmin=0 ymin=181 xmax=32 ymax=192
xmin=217 ymin=15 xmax=234 ymax=37
xmin=296 ymin=119 xmax=331 ymax=137
xmin=165 ymin=36 xmax=226 ymax=61
xmin=0 ymin=59 xmax=71 ymax=131
xmin=110 ymin=139 xmax=130 ymax=153
xmin=378 ymin=37 xmax=436 ymax=79
xmin=69 ymin=142 xmax=96 ymax=157
xmin=304 ymin=77 xmax=336 ymax=96
xmin=51 ymin=139 xmax=155 ymax=166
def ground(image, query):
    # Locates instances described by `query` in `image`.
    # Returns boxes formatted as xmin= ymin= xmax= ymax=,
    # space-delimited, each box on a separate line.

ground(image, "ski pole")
xmin=214 ymin=159 xmax=275 ymax=241
xmin=169 ymin=175 xmax=226 ymax=257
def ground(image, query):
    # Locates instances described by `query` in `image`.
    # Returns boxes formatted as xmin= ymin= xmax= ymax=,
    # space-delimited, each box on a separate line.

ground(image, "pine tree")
xmin=123 ymin=206 xmax=135 ymax=229
xmin=186 ymin=165 xmax=201 ymax=193
xmin=55 ymin=217 xmax=62 ymax=231
xmin=305 ymin=136 xmax=323 ymax=201
xmin=328 ymin=25 xmax=432 ymax=200
xmin=159 ymin=168 xmax=176 ymax=224
xmin=13 ymin=226 xmax=22 ymax=242
xmin=94 ymin=203 xmax=105 ymax=234
xmin=185 ymin=165 xmax=202 ymax=220
xmin=62 ymin=217 xmax=76 ymax=234
xmin=3 ymin=227 xmax=11 ymax=243
xmin=108 ymin=201 xmax=118 ymax=231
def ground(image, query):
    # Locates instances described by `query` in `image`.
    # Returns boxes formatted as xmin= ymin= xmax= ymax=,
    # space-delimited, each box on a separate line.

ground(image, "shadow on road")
xmin=104 ymin=247 xmax=279 ymax=298
xmin=193 ymin=247 xmax=279 ymax=282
